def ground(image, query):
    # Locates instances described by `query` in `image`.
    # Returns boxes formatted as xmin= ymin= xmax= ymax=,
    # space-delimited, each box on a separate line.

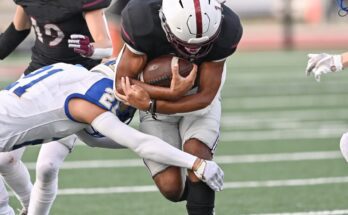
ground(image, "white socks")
xmin=28 ymin=141 xmax=70 ymax=215
xmin=0 ymin=179 xmax=15 ymax=215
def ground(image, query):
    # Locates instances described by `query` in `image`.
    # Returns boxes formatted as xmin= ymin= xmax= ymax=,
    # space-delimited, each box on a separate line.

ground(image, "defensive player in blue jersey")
xmin=0 ymin=0 xmax=113 ymax=214
xmin=0 ymin=62 xmax=224 ymax=215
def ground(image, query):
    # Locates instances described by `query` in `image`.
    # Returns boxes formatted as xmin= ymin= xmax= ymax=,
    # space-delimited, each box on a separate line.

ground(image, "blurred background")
xmin=1 ymin=0 xmax=348 ymax=53
xmin=1 ymin=1 xmax=348 ymax=214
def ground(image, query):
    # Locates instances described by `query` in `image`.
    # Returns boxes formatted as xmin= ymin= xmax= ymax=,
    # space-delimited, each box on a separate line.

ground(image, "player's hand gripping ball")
xmin=140 ymin=55 xmax=194 ymax=87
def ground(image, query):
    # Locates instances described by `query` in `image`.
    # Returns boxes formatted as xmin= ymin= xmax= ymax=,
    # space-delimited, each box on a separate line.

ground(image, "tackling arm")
xmin=68 ymin=98 xmax=224 ymax=191
xmin=75 ymin=128 xmax=126 ymax=149
xmin=0 ymin=6 xmax=31 ymax=60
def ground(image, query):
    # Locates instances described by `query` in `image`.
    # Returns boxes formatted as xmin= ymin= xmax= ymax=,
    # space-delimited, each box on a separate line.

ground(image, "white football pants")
xmin=0 ymin=178 xmax=15 ymax=215
xmin=0 ymin=135 xmax=76 ymax=215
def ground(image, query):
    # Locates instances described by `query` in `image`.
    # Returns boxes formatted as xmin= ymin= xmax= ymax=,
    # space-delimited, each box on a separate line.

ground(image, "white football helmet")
xmin=89 ymin=59 xmax=116 ymax=78
xmin=160 ymin=0 xmax=223 ymax=59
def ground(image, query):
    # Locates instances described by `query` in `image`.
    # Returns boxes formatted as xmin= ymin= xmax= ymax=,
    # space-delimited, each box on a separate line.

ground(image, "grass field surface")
xmin=1 ymin=50 xmax=348 ymax=214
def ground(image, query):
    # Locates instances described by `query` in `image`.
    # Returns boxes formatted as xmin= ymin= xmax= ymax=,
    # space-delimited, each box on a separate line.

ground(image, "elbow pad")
xmin=0 ymin=23 xmax=30 ymax=60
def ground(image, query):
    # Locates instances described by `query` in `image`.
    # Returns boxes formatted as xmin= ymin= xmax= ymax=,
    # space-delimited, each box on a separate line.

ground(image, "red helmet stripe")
xmin=193 ymin=0 xmax=203 ymax=38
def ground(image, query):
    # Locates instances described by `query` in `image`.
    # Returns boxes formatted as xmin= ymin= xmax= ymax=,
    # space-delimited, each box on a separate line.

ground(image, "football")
xmin=140 ymin=55 xmax=194 ymax=87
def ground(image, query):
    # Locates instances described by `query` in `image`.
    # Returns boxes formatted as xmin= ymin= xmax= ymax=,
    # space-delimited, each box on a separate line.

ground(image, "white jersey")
xmin=0 ymin=63 xmax=121 ymax=152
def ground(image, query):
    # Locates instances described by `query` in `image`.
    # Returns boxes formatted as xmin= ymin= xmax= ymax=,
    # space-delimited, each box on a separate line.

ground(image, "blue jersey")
xmin=0 ymin=63 xmax=134 ymax=151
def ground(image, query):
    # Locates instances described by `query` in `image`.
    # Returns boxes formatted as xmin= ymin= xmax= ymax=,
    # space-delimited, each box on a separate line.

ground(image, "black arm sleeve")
xmin=0 ymin=23 xmax=30 ymax=60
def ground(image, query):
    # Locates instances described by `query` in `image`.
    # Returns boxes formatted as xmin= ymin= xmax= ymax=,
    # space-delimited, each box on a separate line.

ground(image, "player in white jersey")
xmin=305 ymin=0 xmax=348 ymax=163
xmin=0 ymin=62 xmax=223 ymax=215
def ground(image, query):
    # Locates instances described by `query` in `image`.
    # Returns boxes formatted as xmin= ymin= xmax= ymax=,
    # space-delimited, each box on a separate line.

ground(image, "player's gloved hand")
xmin=306 ymin=53 xmax=343 ymax=82
xmin=68 ymin=34 xmax=94 ymax=57
xmin=193 ymin=160 xmax=224 ymax=192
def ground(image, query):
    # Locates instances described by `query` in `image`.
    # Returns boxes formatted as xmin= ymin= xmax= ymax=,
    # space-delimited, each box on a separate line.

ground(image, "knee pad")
xmin=0 ymin=153 xmax=20 ymax=172
xmin=36 ymin=161 xmax=59 ymax=183
xmin=340 ymin=132 xmax=348 ymax=162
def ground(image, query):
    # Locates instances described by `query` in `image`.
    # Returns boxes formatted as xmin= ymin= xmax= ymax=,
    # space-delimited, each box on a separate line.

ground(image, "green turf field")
xmin=2 ymin=50 xmax=348 ymax=214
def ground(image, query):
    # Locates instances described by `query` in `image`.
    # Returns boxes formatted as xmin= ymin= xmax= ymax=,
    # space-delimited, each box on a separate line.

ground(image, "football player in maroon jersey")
xmin=113 ymin=0 xmax=243 ymax=214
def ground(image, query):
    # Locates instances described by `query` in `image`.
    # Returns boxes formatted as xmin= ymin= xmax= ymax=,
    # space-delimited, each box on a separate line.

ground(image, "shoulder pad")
xmin=216 ymin=6 xmax=243 ymax=49
xmin=121 ymin=0 xmax=160 ymax=38
xmin=120 ymin=0 xmax=161 ymax=50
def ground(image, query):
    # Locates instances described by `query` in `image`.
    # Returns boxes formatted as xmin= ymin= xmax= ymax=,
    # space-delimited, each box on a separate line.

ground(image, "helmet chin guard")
xmin=160 ymin=0 xmax=223 ymax=59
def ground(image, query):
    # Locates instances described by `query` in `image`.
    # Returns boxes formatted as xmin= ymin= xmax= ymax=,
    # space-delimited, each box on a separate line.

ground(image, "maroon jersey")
xmin=120 ymin=0 xmax=243 ymax=65
xmin=14 ymin=0 xmax=111 ymax=74
xmin=108 ymin=0 xmax=130 ymax=16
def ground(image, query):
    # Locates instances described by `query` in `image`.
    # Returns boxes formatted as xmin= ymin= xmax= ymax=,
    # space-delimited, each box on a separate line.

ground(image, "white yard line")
xmin=223 ymin=95 xmax=348 ymax=109
xmin=249 ymin=209 xmax=348 ymax=215
xmin=24 ymin=151 xmax=342 ymax=170
xmin=221 ymin=128 xmax=346 ymax=141
xmin=28 ymin=176 xmax=348 ymax=196
xmin=223 ymin=176 xmax=348 ymax=189
xmin=222 ymin=109 xmax=348 ymax=121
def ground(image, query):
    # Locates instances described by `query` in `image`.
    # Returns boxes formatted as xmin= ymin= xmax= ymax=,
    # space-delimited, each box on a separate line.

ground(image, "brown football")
xmin=141 ymin=55 xmax=193 ymax=87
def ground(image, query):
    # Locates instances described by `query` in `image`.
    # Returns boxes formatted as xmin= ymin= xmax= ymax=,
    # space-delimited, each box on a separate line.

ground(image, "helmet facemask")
xmin=159 ymin=0 xmax=223 ymax=60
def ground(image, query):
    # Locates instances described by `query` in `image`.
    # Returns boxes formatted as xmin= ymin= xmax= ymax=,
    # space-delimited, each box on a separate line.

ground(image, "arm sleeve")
xmin=91 ymin=111 xmax=197 ymax=169
xmin=76 ymin=128 xmax=126 ymax=149
xmin=0 ymin=23 xmax=30 ymax=60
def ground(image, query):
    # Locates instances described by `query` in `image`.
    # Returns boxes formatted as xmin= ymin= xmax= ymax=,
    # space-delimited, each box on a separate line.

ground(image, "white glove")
xmin=193 ymin=160 xmax=224 ymax=192
xmin=306 ymin=53 xmax=343 ymax=82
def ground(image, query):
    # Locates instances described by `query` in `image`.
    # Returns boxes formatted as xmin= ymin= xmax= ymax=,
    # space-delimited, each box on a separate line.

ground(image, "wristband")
xmin=147 ymin=99 xmax=157 ymax=120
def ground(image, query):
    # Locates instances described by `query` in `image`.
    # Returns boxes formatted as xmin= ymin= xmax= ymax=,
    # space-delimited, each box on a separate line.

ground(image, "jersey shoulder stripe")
xmin=64 ymin=78 xmax=118 ymax=122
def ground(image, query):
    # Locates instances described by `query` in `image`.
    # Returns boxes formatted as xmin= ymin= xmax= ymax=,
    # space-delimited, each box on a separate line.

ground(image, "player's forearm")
xmin=131 ymin=79 xmax=182 ymax=100
xmin=76 ymin=130 xmax=126 ymax=149
xmin=91 ymin=112 xmax=197 ymax=169
xmin=85 ymin=9 xmax=113 ymax=59
xmin=0 ymin=23 xmax=30 ymax=60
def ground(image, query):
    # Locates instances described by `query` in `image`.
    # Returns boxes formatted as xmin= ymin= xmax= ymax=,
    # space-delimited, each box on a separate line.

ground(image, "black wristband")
xmin=148 ymin=99 xmax=157 ymax=120
xmin=0 ymin=23 xmax=30 ymax=60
